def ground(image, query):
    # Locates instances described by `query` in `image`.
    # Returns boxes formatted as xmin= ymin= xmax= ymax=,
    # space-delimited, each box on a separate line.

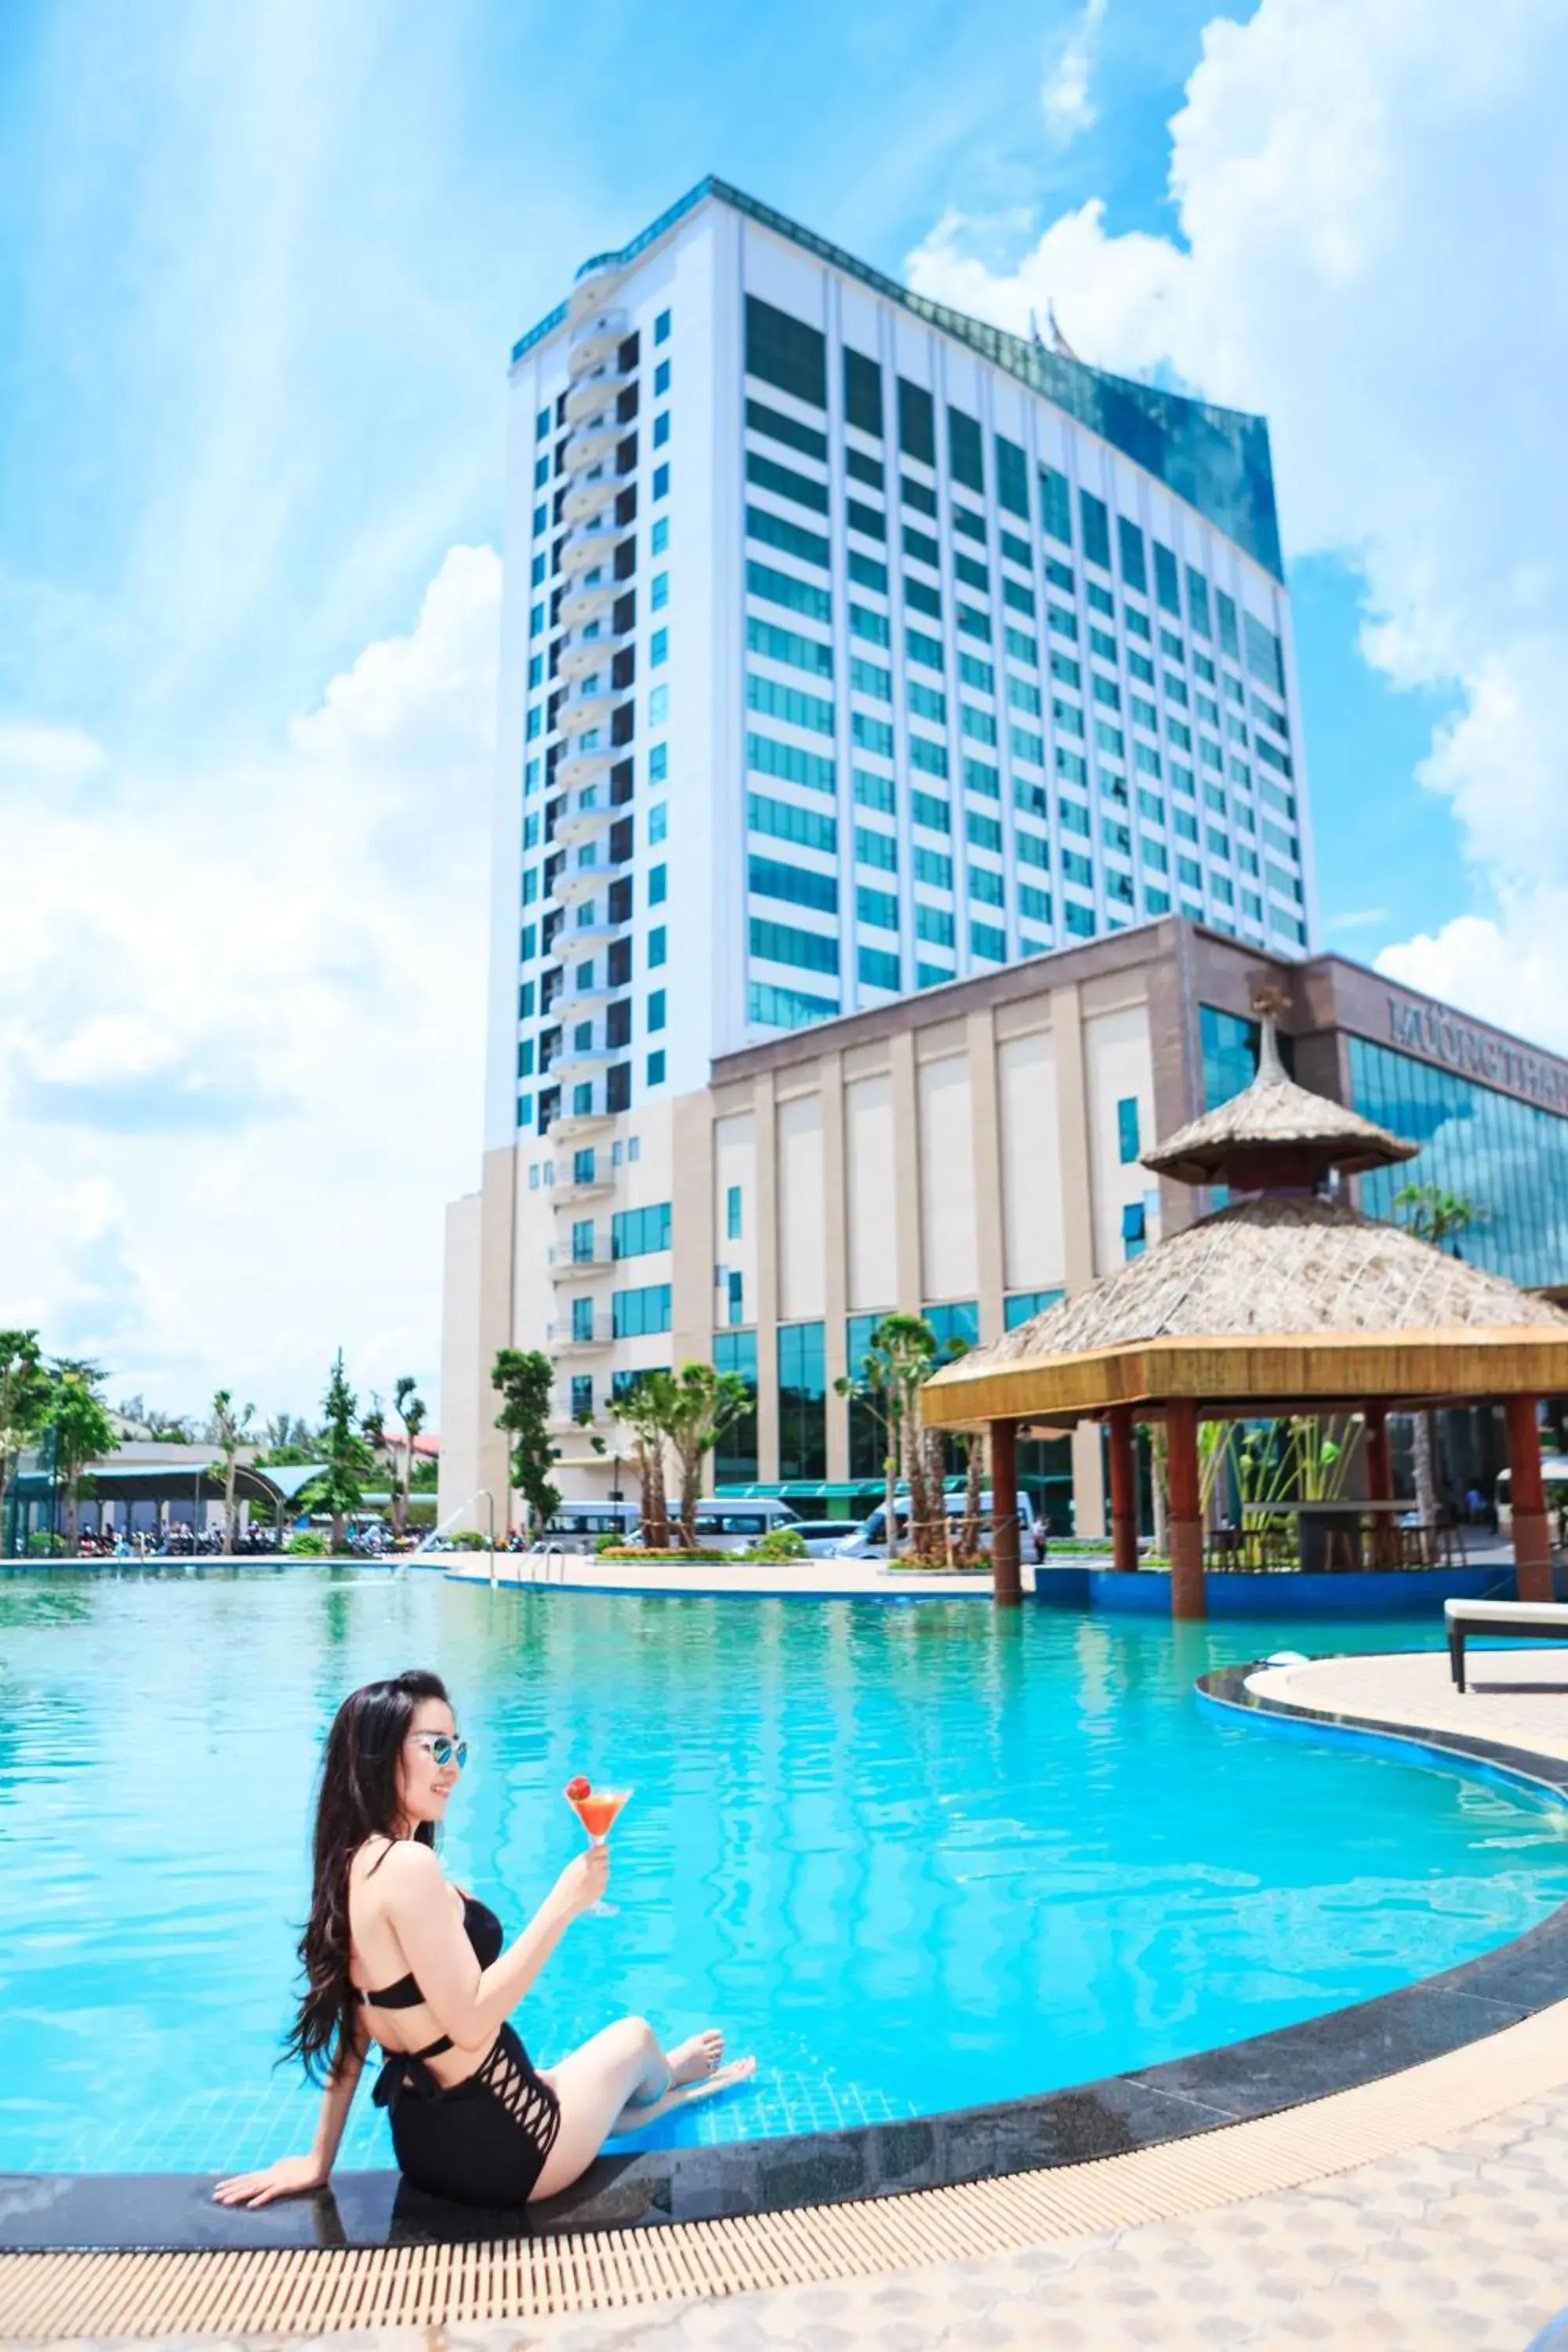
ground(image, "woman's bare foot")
xmin=608 ymin=2055 xmax=757 ymax=2137
xmin=667 ymin=2029 xmax=725 ymax=2087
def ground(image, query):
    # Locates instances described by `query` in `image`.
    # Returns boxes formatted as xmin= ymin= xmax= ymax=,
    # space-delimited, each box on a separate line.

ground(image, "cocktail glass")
xmin=565 ymin=1785 xmax=631 ymax=1915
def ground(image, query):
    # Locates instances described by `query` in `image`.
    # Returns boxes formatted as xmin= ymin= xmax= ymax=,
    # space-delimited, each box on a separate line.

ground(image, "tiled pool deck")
xmin=6 ymin=1646 xmax=1568 ymax=2345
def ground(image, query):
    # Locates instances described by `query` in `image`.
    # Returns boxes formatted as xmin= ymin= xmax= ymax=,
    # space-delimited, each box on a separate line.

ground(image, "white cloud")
xmin=907 ymin=0 xmax=1568 ymax=1035
xmin=0 ymin=544 xmax=499 ymax=1418
xmin=0 ymin=721 xmax=107 ymax=797
xmin=1041 ymin=0 xmax=1108 ymax=145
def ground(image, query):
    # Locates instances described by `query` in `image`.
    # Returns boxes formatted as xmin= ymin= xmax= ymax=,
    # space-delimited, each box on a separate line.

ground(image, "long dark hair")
xmin=285 ymin=1668 xmax=451 ymax=2082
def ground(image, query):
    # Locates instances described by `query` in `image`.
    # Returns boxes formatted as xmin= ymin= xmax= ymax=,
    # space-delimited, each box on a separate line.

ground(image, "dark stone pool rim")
xmin=5 ymin=1660 xmax=1567 ymax=2254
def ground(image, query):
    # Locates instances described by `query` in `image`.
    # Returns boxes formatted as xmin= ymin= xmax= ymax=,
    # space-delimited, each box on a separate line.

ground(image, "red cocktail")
xmin=564 ymin=1777 xmax=631 ymax=1915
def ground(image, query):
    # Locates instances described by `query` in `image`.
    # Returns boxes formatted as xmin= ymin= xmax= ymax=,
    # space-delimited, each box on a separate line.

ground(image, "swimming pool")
xmin=3 ymin=1565 xmax=1566 ymax=2176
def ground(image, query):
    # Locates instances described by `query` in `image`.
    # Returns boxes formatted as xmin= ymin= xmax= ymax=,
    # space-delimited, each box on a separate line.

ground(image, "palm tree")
xmin=613 ymin=1373 xmax=676 ymax=1549
xmin=835 ymin=1335 xmax=902 ymax=1557
xmin=867 ymin=1313 xmax=943 ymax=1559
xmin=1394 ymin=1183 xmax=1484 ymax=1533
xmin=209 ymin=1389 xmax=257 ymax=1554
xmin=390 ymin=1376 xmax=427 ymax=1540
xmin=665 ymin=1363 xmax=753 ymax=1547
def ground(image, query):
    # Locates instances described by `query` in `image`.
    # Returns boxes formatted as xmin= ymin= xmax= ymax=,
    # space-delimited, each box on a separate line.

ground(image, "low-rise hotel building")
xmin=439 ymin=917 xmax=1568 ymax=1534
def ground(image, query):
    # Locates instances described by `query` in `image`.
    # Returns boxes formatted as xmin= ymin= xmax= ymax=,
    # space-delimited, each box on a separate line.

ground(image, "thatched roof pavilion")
xmin=923 ymin=1000 xmax=1568 ymax=1613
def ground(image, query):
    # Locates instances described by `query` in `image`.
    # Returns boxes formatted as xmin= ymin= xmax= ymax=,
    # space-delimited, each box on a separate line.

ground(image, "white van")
xmin=1494 ymin=1457 xmax=1568 ymax=1532
xmin=834 ymin=1489 xmax=1041 ymax=1560
xmin=533 ymin=1501 xmax=641 ymax=1554
xmin=688 ymin=1498 xmax=801 ymax=1553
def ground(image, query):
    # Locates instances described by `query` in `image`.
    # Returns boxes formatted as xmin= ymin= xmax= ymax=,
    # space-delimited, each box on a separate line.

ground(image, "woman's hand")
xmin=551 ymin=1842 xmax=609 ymax=1919
xmin=212 ymin=2154 xmax=329 ymax=2208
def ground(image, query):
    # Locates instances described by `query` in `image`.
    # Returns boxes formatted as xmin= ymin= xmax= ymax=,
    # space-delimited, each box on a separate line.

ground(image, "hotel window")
xmin=612 ymin=1282 xmax=672 ymax=1339
xmin=777 ymin=1320 xmax=827 ymax=1481
xmin=714 ymin=1329 xmax=759 ymax=1482
xmin=570 ymin=1374 xmax=594 ymax=1421
xmin=1116 ymin=1097 xmax=1142 ymax=1164
xmin=726 ymin=1185 xmax=743 ymax=1241
xmin=571 ymin=1295 xmax=595 ymax=1343
xmin=1121 ymin=1203 xmax=1147 ymax=1261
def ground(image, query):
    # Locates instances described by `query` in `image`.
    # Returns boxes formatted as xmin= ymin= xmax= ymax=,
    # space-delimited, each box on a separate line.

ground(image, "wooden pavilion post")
xmin=1364 ymin=1406 xmax=1393 ymax=1568
xmin=1505 ymin=1396 xmax=1553 ymax=1604
xmin=989 ymin=1417 xmax=1022 ymax=1608
xmin=1167 ymin=1399 xmax=1205 ymax=1620
xmin=1107 ymin=1406 xmax=1138 ymax=1574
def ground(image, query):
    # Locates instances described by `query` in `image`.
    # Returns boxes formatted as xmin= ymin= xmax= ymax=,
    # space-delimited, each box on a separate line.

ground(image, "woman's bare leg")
xmin=530 ymin=2018 xmax=751 ymax=2201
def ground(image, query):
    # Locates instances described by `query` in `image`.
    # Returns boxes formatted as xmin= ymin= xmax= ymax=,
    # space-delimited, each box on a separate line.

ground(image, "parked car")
xmin=834 ymin=1489 xmax=1043 ymax=1560
xmin=783 ymin=1518 xmax=864 ymax=1558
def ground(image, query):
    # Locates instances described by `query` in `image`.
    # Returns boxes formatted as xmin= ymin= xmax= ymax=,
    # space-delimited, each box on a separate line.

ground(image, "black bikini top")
xmin=356 ymin=1893 xmax=504 ymax=2013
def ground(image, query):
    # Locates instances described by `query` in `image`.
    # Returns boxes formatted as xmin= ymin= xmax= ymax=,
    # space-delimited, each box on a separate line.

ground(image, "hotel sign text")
xmin=1387 ymin=994 xmax=1568 ymax=1115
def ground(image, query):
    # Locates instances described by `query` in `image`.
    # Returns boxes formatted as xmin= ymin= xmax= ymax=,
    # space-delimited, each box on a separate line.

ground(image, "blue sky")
xmin=2 ymin=0 xmax=1560 ymax=1416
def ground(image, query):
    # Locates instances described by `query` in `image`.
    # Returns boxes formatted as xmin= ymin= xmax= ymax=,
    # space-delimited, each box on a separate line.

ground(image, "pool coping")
xmin=6 ymin=1656 xmax=1568 ymax=2260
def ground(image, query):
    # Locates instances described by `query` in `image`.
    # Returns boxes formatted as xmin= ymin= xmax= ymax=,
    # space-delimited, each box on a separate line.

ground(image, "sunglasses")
xmin=408 ymin=1732 xmax=468 ymax=1769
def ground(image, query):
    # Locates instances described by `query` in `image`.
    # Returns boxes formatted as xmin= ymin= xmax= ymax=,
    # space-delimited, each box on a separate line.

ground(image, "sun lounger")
xmin=1444 ymin=1597 xmax=1568 ymax=1693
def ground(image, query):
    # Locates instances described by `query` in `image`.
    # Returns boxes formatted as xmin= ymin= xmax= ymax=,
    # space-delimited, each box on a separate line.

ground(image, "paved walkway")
xmin=1250 ymin=1643 xmax=1568 ymax=1765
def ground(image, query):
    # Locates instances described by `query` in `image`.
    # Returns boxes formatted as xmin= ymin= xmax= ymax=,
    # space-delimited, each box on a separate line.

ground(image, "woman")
xmin=215 ymin=1669 xmax=750 ymax=2210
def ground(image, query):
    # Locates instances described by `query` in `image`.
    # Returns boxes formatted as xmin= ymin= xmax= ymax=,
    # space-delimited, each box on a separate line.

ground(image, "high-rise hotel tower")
xmin=443 ymin=178 xmax=1313 ymax=1523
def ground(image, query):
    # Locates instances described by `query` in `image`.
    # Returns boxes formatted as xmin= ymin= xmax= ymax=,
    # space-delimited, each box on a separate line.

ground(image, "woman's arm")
xmin=212 ymin=2031 xmax=366 ymax=2208
xmin=373 ymin=1838 xmax=607 ymax=2054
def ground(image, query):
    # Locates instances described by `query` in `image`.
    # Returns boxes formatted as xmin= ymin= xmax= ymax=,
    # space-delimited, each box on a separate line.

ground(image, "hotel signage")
xmin=1386 ymin=993 xmax=1568 ymax=1114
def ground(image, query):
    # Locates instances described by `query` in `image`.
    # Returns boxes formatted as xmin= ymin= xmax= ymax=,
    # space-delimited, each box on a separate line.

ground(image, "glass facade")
xmin=516 ymin=178 xmax=1284 ymax=579
xmin=713 ymin=1329 xmax=759 ymax=1483
xmin=1351 ymin=1037 xmax=1568 ymax=1291
xmin=777 ymin=1320 xmax=827 ymax=1481
xmin=1200 ymin=1004 xmax=1294 ymax=1109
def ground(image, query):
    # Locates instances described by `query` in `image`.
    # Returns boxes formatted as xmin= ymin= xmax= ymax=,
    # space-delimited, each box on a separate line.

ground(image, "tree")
xmin=665 ymin=1363 xmax=753 ymax=1547
xmin=491 ymin=1348 xmax=560 ymax=1540
xmin=303 ymin=1352 xmax=372 ymax=1552
xmin=835 ymin=1337 xmax=902 ymax=1558
xmin=613 ymin=1372 xmax=676 ymax=1548
xmin=40 ymin=1362 xmax=119 ymax=1549
xmin=209 ymin=1389 xmax=257 ymax=1555
xmin=0 ymin=1332 xmax=49 ymax=1555
xmin=1395 ymin=1183 xmax=1483 ymax=1534
xmin=868 ymin=1313 xmax=945 ymax=1559
xmin=390 ymin=1375 xmax=427 ymax=1540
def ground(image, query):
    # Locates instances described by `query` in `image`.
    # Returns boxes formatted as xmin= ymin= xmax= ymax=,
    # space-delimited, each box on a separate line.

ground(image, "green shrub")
xmin=284 ymin=1530 xmax=329 ymax=1556
xmin=747 ymin=1526 xmax=808 ymax=1561
xmin=449 ymin=1530 xmax=492 ymax=1551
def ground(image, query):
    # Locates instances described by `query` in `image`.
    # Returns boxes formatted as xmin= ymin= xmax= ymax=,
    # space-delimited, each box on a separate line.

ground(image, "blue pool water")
xmin=3 ymin=1565 xmax=1566 ymax=2176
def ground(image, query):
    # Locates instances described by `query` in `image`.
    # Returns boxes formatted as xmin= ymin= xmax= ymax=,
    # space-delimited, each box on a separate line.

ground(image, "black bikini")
xmin=357 ymin=1891 xmax=561 ymax=2207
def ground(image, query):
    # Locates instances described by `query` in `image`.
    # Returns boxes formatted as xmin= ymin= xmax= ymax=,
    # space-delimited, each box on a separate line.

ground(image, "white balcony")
xmin=549 ymin=1104 xmax=618 ymax=1143
xmin=568 ymin=260 xmax=626 ymax=321
xmin=561 ymin=471 xmax=619 ymax=528
xmin=554 ymin=739 xmax=615 ymax=795
xmin=564 ymin=365 xmax=633 ymax=424
xmin=564 ymin=416 xmax=622 ymax=474
xmin=550 ymin=858 xmax=610 ymax=909
xmin=560 ymin=516 xmax=629 ymax=579
xmin=551 ymin=1038 xmax=615 ymax=1084
xmin=558 ymin=575 xmax=618 ymax=630
xmin=547 ymin=1237 xmax=614 ymax=1281
xmin=557 ymin=677 xmax=617 ymax=732
xmin=568 ymin=307 xmax=628 ymax=379
xmin=557 ymin=622 xmax=629 ymax=684
xmin=555 ymin=797 xmax=617 ymax=851
xmin=547 ymin=1313 xmax=615 ymax=1353
xmin=550 ymin=912 xmax=622 ymax=956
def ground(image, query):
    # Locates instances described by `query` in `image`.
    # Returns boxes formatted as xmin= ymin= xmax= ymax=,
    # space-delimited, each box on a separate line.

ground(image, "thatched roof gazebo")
xmin=922 ymin=1001 xmax=1568 ymax=1613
